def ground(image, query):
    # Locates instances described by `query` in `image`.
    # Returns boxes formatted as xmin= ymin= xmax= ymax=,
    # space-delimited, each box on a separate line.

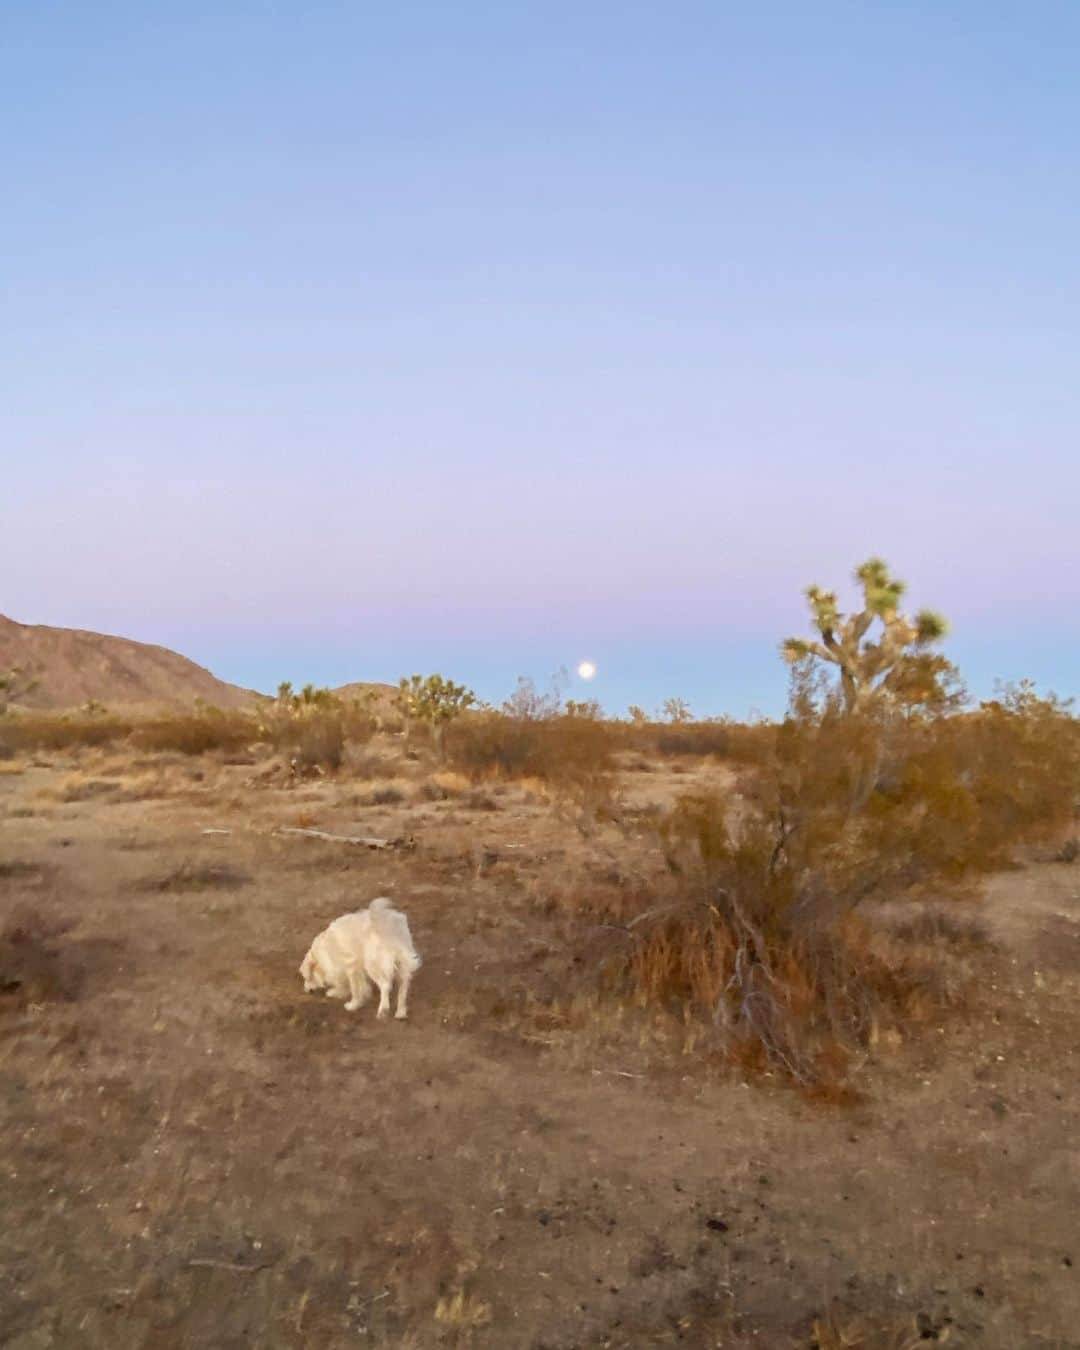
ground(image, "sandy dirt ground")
xmin=1 ymin=744 xmax=1078 ymax=1349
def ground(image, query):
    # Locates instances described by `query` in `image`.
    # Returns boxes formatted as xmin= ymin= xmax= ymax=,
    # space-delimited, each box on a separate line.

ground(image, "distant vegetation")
xmin=2 ymin=557 xmax=1077 ymax=1097
xmin=606 ymin=558 xmax=1079 ymax=1094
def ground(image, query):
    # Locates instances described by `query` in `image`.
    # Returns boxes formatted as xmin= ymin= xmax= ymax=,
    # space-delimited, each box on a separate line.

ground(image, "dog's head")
xmin=299 ymin=947 xmax=325 ymax=992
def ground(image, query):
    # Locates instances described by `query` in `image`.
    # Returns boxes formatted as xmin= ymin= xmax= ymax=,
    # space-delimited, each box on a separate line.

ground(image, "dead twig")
xmin=188 ymin=1258 xmax=273 ymax=1273
xmin=275 ymin=827 xmax=391 ymax=849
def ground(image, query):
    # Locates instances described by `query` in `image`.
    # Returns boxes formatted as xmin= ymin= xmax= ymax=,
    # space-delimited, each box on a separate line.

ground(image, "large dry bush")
xmin=448 ymin=694 xmax=618 ymax=831
xmin=607 ymin=666 xmax=1080 ymax=1090
xmin=257 ymin=684 xmax=376 ymax=772
xmin=944 ymin=681 xmax=1080 ymax=858
xmin=129 ymin=708 xmax=256 ymax=755
xmin=0 ymin=706 xmax=259 ymax=756
xmin=623 ymin=718 xmax=777 ymax=761
xmin=0 ymin=711 xmax=136 ymax=753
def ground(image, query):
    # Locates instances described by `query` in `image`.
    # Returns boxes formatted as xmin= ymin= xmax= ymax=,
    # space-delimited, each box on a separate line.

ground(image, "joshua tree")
xmin=396 ymin=674 xmax=476 ymax=757
xmin=782 ymin=557 xmax=956 ymax=714
xmin=627 ymin=705 xmax=648 ymax=726
xmin=0 ymin=666 xmax=38 ymax=715
xmin=565 ymin=698 xmax=602 ymax=719
xmin=662 ymin=697 xmax=692 ymax=724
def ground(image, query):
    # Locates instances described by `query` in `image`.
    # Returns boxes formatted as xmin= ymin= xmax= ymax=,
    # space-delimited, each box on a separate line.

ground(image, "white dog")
xmin=299 ymin=898 xmax=421 ymax=1020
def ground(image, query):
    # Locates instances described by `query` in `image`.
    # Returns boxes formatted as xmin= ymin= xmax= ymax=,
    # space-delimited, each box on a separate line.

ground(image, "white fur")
xmin=299 ymin=898 xmax=421 ymax=1020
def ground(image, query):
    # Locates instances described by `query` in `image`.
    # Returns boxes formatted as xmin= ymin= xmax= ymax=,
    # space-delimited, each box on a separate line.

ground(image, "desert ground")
xmin=1 ymin=740 xmax=1078 ymax=1349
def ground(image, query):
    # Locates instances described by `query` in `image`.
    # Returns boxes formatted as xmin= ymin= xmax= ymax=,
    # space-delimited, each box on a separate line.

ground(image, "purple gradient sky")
xmin=3 ymin=3 xmax=1078 ymax=715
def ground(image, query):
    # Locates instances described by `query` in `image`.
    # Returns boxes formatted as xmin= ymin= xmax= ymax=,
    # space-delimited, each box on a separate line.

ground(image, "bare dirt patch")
xmin=0 ymin=747 xmax=1078 ymax=1347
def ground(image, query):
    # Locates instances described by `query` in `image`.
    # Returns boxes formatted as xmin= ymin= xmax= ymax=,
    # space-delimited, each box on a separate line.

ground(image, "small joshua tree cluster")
xmin=395 ymin=674 xmax=476 ymax=758
xmin=0 ymin=666 xmax=38 ymax=716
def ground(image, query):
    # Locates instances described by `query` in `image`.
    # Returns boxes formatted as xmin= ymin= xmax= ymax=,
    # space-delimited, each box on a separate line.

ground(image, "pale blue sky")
xmin=3 ymin=2 xmax=1078 ymax=714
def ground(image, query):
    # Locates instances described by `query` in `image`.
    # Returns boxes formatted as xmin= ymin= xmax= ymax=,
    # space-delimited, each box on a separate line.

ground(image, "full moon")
xmin=577 ymin=661 xmax=597 ymax=681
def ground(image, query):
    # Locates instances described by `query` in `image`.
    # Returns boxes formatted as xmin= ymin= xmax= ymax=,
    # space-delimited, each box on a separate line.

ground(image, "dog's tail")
xmin=368 ymin=896 xmax=422 ymax=972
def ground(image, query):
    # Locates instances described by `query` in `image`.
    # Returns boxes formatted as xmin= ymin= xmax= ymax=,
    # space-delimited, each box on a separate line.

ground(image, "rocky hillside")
xmin=0 ymin=615 xmax=260 ymax=712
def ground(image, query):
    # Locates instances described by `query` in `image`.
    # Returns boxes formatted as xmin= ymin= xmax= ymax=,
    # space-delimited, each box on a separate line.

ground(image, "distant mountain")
xmin=0 ymin=615 xmax=261 ymax=712
xmin=332 ymin=680 xmax=399 ymax=708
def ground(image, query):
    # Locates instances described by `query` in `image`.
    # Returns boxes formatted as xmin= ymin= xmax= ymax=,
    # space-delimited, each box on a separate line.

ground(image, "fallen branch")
xmin=188 ymin=1258 xmax=272 ymax=1273
xmin=276 ymin=827 xmax=392 ymax=849
xmin=201 ymin=829 xmax=232 ymax=836
xmin=591 ymin=1068 xmax=644 ymax=1079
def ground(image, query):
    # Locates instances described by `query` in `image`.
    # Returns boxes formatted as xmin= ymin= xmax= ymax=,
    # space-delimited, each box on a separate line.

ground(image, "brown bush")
xmin=644 ymin=720 xmax=774 ymax=762
xmin=450 ymin=711 xmax=614 ymax=783
xmin=0 ymin=712 xmax=135 ymax=753
xmin=260 ymin=691 xmax=373 ymax=772
xmin=604 ymin=671 xmax=1079 ymax=1091
xmin=448 ymin=711 xmax=617 ymax=832
xmin=0 ymin=707 xmax=263 ymax=756
xmin=129 ymin=710 xmax=255 ymax=755
xmin=345 ymin=749 xmax=397 ymax=779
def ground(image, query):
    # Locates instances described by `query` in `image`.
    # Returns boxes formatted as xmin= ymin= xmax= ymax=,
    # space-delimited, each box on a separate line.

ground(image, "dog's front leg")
xmin=344 ymin=967 xmax=372 ymax=1012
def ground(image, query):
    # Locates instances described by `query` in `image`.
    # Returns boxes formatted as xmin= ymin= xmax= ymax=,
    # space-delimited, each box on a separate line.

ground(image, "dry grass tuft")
xmin=890 ymin=908 xmax=994 ymax=950
xmin=809 ymin=1304 xmax=932 ymax=1349
xmin=433 ymin=1288 xmax=492 ymax=1328
xmin=35 ymin=774 xmax=120 ymax=804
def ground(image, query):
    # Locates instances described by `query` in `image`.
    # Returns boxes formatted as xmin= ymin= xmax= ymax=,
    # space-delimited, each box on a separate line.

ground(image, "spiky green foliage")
xmin=0 ymin=666 xmax=39 ymax=715
xmin=396 ymin=673 xmax=476 ymax=757
xmin=782 ymin=558 xmax=961 ymax=714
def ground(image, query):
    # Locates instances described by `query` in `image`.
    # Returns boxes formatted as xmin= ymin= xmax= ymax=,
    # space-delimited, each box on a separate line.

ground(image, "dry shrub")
xmin=890 ymin=908 xmax=993 ymax=950
xmin=35 ymin=775 xmax=121 ymax=804
xmin=945 ymin=682 xmax=1080 ymax=859
xmin=646 ymin=719 xmax=775 ymax=762
xmin=369 ymin=785 xmax=406 ymax=806
xmin=0 ymin=712 xmax=135 ymax=753
xmin=605 ymin=671 xmax=1078 ymax=1091
xmin=291 ymin=713 xmax=346 ymax=772
xmin=0 ymin=706 xmax=263 ymax=757
xmin=345 ymin=748 xmax=397 ymax=779
xmin=448 ymin=710 xmax=617 ymax=831
xmin=130 ymin=709 xmax=255 ymax=755
xmin=258 ymin=689 xmax=374 ymax=773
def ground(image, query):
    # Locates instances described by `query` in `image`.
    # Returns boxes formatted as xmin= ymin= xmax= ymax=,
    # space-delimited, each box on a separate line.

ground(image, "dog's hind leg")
xmin=374 ymin=974 xmax=393 ymax=1019
xmin=394 ymin=966 xmax=414 ymax=1020
xmin=344 ymin=967 xmax=373 ymax=1012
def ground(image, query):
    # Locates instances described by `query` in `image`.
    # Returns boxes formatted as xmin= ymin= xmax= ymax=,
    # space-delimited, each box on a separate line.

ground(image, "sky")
xmin=3 ymin=1 xmax=1078 ymax=717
